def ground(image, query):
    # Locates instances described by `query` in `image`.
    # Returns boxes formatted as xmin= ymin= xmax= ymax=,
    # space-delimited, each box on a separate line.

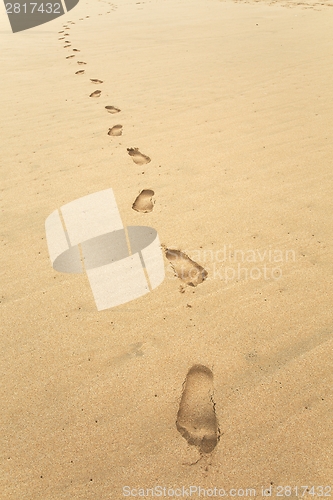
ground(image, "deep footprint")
xmin=90 ymin=90 xmax=101 ymax=97
xmin=165 ymin=249 xmax=207 ymax=286
xmin=72 ymin=48 xmax=80 ymax=52
xmin=108 ymin=125 xmax=123 ymax=136
xmin=90 ymin=79 xmax=103 ymax=84
xmin=132 ymin=189 xmax=155 ymax=213
xmin=176 ymin=365 xmax=219 ymax=454
xmin=127 ymin=148 xmax=151 ymax=165
xmin=105 ymin=105 xmax=120 ymax=114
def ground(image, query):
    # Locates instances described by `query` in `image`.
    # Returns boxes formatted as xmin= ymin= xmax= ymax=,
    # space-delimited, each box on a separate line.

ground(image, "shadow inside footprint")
xmin=77 ymin=61 xmax=87 ymax=65
xmin=105 ymin=105 xmax=121 ymax=114
xmin=177 ymin=365 xmax=219 ymax=454
xmin=127 ymin=147 xmax=151 ymax=165
xmin=132 ymin=189 xmax=155 ymax=213
xmin=165 ymin=249 xmax=207 ymax=286
xmin=90 ymin=79 xmax=103 ymax=84
xmin=90 ymin=90 xmax=101 ymax=98
xmin=108 ymin=125 xmax=123 ymax=136
xmin=75 ymin=70 xmax=85 ymax=75
xmin=66 ymin=55 xmax=75 ymax=59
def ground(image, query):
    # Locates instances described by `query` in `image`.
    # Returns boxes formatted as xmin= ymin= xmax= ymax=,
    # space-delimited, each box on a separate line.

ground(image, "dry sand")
xmin=1 ymin=0 xmax=333 ymax=498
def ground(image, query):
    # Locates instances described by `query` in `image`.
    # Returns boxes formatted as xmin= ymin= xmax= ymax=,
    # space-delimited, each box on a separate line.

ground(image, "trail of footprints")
xmin=59 ymin=14 xmax=216 ymax=456
xmin=59 ymin=16 xmax=208 ymax=284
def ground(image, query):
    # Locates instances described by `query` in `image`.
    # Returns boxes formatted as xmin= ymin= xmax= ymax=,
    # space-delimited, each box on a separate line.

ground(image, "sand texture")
xmin=1 ymin=0 xmax=333 ymax=498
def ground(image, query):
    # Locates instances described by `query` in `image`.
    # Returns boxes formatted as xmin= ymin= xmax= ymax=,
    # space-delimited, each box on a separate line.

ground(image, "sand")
xmin=1 ymin=0 xmax=333 ymax=498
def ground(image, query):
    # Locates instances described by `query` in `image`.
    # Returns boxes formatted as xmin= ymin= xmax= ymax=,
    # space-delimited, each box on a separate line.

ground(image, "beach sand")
xmin=1 ymin=0 xmax=332 ymax=498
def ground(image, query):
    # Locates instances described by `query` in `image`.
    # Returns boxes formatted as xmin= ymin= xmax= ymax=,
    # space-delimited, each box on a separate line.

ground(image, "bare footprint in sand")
xmin=59 ymin=37 xmax=65 ymax=40
xmin=108 ymin=125 xmax=123 ymax=136
xmin=165 ymin=249 xmax=207 ymax=286
xmin=77 ymin=61 xmax=87 ymax=65
xmin=90 ymin=90 xmax=101 ymax=98
xmin=75 ymin=70 xmax=85 ymax=75
xmin=127 ymin=148 xmax=151 ymax=165
xmin=105 ymin=105 xmax=121 ymax=114
xmin=177 ymin=365 xmax=219 ymax=454
xmin=66 ymin=55 xmax=75 ymax=59
xmin=132 ymin=189 xmax=155 ymax=213
xmin=73 ymin=48 xmax=80 ymax=52
xmin=90 ymin=79 xmax=103 ymax=84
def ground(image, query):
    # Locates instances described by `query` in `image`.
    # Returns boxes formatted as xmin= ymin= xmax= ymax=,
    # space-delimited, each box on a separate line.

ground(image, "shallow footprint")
xmin=108 ymin=125 xmax=123 ymax=136
xmin=90 ymin=90 xmax=101 ymax=97
xmin=165 ymin=249 xmax=207 ymax=286
xmin=176 ymin=365 xmax=219 ymax=454
xmin=90 ymin=78 xmax=103 ymax=84
xmin=127 ymin=147 xmax=151 ymax=165
xmin=105 ymin=105 xmax=121 ymax=114
xmin=72 ymin=48 xmax=80 ymax=52
xmin=77 ymin=61 xmax=87 ymax=65
xmin=132 ymin=189 xmax=154 ymax=213
xmin=75 ymin=70 xmax=85 ymax=75
xmin=66 ymin=55 xmax=75 ymax=59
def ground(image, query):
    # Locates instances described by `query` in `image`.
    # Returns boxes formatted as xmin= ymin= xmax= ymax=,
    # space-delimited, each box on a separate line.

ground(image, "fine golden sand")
xmin=1 ymin=0 xmax=332 ymax=498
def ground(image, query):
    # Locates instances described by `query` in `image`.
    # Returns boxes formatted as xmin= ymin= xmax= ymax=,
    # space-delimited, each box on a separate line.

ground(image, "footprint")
xmin=66 ymin=55 xmax=75 ymax=59
xmin=164 ymin=249 xmax=207 ymax=286
xmin=127 ymin=148 xmax=151 ymax=165
xmin=72 ymin=48 xmax=80 ymax=52
xmin=90 ymin=90 xmax=101 ymax=97
xmin=105 ymin=105 xmax=121 ymax=114
xmin=176 ymin=365 xmax=219 ymax=454
xmin=64 ymin=45 xmax=71 ymax=48
xmin=75 ymin=70 xmax=85 ymax=75
xmin=108 ymin=125 xmax=123 ymax=136
xmin=132 ymin=189 xmax=154 ymax=213
xmin=90 ymin=79 xmax=103 ymax=84
xmin=59 ymin=37 xmax=65 ymax=40
xmin=58 ymin=30 xmax=64 ymax=33
xmin=77 ymin=61 xmax=87 ymax=65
